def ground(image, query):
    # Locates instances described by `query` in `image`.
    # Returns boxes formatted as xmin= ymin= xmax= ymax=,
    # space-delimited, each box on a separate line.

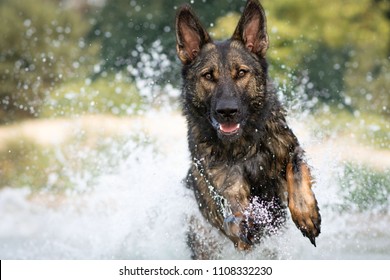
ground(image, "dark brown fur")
xmin=176 ymin=0 xmax=321 ymax=255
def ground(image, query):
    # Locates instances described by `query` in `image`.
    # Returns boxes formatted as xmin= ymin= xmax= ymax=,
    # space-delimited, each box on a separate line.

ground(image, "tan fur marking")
xmin=286 ymin=162 xmax=320 ymax=242
xmin=286 ymin=163 xmax=295 ymax=196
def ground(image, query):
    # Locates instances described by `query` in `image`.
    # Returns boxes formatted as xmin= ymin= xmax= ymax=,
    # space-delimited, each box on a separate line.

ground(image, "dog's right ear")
xmin=175 ymin=5 xmax=211 ymax=64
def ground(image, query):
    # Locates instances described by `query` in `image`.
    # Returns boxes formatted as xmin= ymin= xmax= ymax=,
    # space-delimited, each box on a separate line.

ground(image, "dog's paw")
xmin=288 ymin=189 xmax=321 ymax=246
xmin=286 ymin=162 xmax=321 ymax=246
xmin=223 ymin=213 xmax=256 ymax=250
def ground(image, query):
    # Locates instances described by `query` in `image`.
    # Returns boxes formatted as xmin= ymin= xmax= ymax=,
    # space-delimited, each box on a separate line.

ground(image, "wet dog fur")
xmin=175 ymin=0 xmax=321 ymax=258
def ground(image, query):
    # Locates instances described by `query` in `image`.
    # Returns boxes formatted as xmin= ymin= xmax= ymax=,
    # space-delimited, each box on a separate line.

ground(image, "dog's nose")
xmin=216 ymin=107 xmax=238 ymax=119
xmin=216 ymin=100 xmax=239 ymax=119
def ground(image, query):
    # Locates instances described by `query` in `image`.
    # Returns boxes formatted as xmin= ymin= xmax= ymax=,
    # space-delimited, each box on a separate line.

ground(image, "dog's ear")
xmin=176 ymin=5 xmax=211 ymax=64
xmin=232 ymin=0 xmax=269 ymax=57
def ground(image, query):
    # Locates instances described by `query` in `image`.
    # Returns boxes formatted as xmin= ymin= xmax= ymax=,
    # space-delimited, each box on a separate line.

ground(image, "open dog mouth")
xmin=219 ymin=123 xmax=241 ymax=135
xmin=210 ymin=116 xmax=242 ymax=137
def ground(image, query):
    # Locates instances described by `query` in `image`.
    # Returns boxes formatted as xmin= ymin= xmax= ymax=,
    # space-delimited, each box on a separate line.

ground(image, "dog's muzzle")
xmin=210 ymin=98 xmax=243 ymax=140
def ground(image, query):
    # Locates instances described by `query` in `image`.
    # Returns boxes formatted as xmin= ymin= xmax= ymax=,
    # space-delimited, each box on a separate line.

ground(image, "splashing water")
xmin=0 ymin=110 xmax=389 ymax=260
xmin=245 ymin=197 xmax=287 ymax=238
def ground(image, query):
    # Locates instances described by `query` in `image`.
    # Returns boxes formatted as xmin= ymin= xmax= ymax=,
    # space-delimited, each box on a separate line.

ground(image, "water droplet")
xmin=23 ymin=19 xmax=31 ymax=27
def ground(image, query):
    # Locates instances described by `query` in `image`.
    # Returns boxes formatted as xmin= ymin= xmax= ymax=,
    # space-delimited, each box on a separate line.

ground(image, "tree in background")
xmin=0 ymin=0 xmax=98 ymax=123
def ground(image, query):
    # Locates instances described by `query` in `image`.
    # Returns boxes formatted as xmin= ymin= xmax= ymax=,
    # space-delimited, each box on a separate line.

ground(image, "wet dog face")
xmin=204 ymin=41 xmax=268 ymax=143
xmin=176 ymin=0 xmax=269 ymax=143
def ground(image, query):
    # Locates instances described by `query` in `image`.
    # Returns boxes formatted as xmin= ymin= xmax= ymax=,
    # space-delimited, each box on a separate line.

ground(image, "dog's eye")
xmin=238 ymin=69 xmax=247 ymax=78
xmin=203 ymin=72 xmax=213 ymax=81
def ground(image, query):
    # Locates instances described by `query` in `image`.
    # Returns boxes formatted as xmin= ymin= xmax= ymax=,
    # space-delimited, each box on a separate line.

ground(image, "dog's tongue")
xmin=220 ymin=123 xmax=240 ymax=133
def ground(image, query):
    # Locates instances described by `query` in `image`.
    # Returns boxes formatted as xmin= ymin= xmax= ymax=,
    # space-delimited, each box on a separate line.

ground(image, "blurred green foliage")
xmin=312 ymin=108 xmax=390 ymax=150
xmin=40 ymin=73 xmax=144 ymax=118
xmin=88 ymin=0 xmax=245 ymax=85
xmin=0 ymin=133 xmax=137 ymax=191
xmin=339 ymin=162 xmax=390 ymax=212
xmin=88 ymin=0 xmax=244 ymax=68
xmin=0 ymin=139 xmax=54 ymax=190
xmin=0 ymin=0 xmax=98 ymax=123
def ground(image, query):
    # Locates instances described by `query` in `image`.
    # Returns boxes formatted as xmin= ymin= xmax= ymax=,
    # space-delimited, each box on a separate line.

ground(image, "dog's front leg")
xmin=286 ymin=149 xmax=321 ymax=246
xmin=191 ymin=163 xmax=258 ymax=250
xmin=194 ymin=164 xmax=253 ymax=250
xmin=221 ymin=180 xmax=253 ymax=250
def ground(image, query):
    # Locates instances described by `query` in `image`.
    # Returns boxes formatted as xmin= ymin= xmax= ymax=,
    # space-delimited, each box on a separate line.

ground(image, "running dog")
xmin=175 ymin=0 xmax=321 ymax=257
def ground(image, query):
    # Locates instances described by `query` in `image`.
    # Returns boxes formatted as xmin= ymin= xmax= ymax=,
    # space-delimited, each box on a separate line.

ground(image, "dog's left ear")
xmin=232 ymin=0 xmax=269 ymax=57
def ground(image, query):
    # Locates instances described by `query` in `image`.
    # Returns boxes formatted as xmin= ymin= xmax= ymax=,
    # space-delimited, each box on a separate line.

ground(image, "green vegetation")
xmin=40 ymin=74 xmax=145 ymax=118
xmin=0 ymin=0 xmax=98 ymax=122
xmin=0 ymin=133 xmax=146 ymax=192
xmin=311 ymin=108 xmax=390 ymax=149
xmin=88 ymin=0 xmax=244 ymax=76
xmin=0 ymin=139 xmax=55 ymax=191
xmin=339 ymin=162 xmax=390 ymax=212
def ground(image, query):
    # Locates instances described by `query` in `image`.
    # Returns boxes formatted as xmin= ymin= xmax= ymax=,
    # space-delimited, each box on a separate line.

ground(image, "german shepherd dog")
xmin=175 ymin=0 xmax=321 ymax=257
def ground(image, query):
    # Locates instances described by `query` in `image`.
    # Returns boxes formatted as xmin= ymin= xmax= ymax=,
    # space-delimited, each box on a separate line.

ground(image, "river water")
xmin=0 ymin=112 xmax=389 ymax=259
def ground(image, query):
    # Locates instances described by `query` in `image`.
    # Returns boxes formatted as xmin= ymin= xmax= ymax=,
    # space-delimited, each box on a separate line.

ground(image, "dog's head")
xmin=176 ymin=0 xmax=270 ymax=143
